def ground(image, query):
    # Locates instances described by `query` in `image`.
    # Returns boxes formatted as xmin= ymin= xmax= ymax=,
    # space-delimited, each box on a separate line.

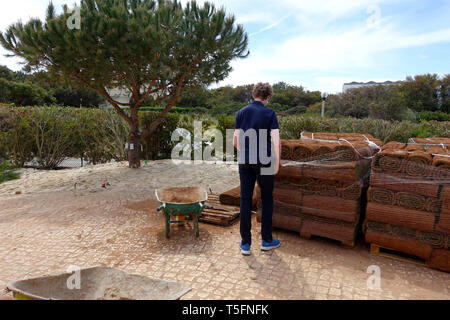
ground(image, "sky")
xmin=1 ymin=0 xmax=450 ymax=93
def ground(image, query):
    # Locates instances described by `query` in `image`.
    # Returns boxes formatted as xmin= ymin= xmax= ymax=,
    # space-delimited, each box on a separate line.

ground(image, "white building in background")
xmin=100 ymin=87 xmax=158 ymax=108
xmin=342 ymin=81 xmax=402 ymax=93
xmin=99 ymin=87 xmax=132 ymax=108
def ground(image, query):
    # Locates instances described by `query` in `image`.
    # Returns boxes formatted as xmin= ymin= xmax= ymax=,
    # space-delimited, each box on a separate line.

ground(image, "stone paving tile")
xmin=1 ymin=165 xmax=450 ymax=300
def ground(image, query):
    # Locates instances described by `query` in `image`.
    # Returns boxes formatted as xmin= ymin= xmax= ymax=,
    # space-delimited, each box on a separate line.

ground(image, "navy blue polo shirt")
xmin=235 ymin=100 xmax=279 ymax=165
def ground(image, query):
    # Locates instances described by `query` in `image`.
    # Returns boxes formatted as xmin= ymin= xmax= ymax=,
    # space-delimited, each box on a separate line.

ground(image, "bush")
xmin=0 ymin=160 xmax=20 ymax=184
xmin=1 ymin=105 xmax=448 ymax=168
xmin=306 ymin=102 xmax=323 ymax=114
xmin=28 ymin=107 xmax=79 ymax=168
xmin=0 ymin=107 xmax=34 ymax=167
xmin=0 ymin=79 xmax=55 ymax=106
xmin=0 ymin=106 xmax=128 ymax=169
xmin=280 ymin=106 xmax=307 ymax=115
xmin=215 ymin=114 xmax=235 ymax=139
xmin=417 ymin=111 xmax=450 ymax=122
xmin=74 ymin=108 xmax=128 ymax=164
xmin=277 ymin=116 xmax=449 ymax=143
xmin=139 ymin=112 xmax=181 ymax=160
xmin=210 ymin=102 xmax=243 ymax=116
xmin=53 ymin=86 xmax=105 ymax=108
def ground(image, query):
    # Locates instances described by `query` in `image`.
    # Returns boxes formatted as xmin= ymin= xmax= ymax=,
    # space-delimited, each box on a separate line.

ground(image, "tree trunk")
xmin=127 ymin=104 xmax=142 ymax=169
xmin=128 ymin=130 xmax=142 ymax=169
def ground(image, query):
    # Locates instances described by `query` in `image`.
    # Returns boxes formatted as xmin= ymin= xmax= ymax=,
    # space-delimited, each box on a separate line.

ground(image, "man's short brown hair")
xmin=253 ymin=82 xmax=273 ymax=100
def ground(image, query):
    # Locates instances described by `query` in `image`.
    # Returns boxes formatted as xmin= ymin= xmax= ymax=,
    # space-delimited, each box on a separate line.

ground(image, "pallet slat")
xmin=369 ymin=244 xmax=428 ymax=267
xmin=199 ymin=194 xmax=240 ymax=226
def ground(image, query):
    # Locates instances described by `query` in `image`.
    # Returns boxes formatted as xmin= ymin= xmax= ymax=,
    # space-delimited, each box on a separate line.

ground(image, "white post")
xmin=321 ymin=92 xmax=327 ymax=119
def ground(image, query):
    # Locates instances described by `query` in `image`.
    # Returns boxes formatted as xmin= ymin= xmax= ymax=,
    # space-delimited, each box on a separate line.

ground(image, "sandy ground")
xmin=0 ymin=160 xmax=239 ymax=196
xmin=0 ymin=160 xmax=449 ymax=300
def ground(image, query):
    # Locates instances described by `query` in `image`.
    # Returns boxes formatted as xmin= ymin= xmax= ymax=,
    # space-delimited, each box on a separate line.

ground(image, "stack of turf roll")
xmin=364 ymin=139 xmax=450 ymax=272
xmin=257 ymin=132 xmax=382 ymax=247
xmin=219 ymin=186 xmax=259 ymax=209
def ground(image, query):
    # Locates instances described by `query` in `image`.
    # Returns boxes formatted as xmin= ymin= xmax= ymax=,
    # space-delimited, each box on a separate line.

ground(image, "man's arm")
xmin=271 ymin=129 xmax=281 ymax=174
xmin=233 ymin=129 xmax=240 ymax=151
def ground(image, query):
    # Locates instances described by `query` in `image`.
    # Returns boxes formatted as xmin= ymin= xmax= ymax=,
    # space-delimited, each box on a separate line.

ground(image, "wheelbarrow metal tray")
xmin=155 ymin=187 xmax=208 ymax=205
xmin=7 ymin=267 xmax=191 ymax=300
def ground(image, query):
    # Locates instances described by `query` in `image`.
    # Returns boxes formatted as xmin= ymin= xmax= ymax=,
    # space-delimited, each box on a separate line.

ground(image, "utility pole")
xmin=321 ymin=92 xmax=328 ymax=119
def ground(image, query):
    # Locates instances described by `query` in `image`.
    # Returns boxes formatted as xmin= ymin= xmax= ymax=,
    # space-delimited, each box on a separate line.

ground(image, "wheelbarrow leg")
xmin=165 ymin=214 xmax=171 ymax=238
xmin=193 ymin=215 xmax=199 ymax=238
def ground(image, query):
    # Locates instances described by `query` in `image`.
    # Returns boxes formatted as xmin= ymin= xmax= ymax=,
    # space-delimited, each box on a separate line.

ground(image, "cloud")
xmin=235 ymin=12 xmax=272 ymax=25
xmin=1 ymin=0 xmax=450 ymax=93
xmin=249 ymin=14 xmax=291 ymax=37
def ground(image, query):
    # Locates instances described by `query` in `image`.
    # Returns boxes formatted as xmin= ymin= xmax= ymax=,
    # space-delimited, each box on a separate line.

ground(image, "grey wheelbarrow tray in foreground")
xmin=7 ymin=267 xmax=191 ymax=300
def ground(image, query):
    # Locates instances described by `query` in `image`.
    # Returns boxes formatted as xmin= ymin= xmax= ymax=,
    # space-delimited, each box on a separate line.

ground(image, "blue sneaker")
xmin=261 ymin=239 xmax=281 ymax=251
xmin=240 ymin=242 xmax=251 ymax=256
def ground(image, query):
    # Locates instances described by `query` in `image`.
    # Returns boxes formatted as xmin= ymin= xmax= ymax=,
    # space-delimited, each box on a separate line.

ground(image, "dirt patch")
xmin=124 ymin=200 xmax=160 ymax=213
xmin=99 ymin=288 xmax=134 ymax=300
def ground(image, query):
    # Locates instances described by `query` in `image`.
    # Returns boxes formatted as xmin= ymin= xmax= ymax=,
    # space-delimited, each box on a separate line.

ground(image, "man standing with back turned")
xmin=233 ymin=83 xmax=281 ymax=256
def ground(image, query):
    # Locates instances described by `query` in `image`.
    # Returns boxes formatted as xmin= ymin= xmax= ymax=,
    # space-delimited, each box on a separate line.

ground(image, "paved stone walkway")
xmin=0 ymin=161 xmax=449 ymax=300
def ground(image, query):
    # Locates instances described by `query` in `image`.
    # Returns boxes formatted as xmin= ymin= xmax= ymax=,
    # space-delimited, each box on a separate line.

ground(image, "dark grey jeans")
xmin=239 ymin=164 xmax=274 ymax=246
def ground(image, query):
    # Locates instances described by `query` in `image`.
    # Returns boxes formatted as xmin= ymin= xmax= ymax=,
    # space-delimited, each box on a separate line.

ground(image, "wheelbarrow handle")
xmin=202 ymin=203 xmax=213 ymax=210
xmin=157 ymin=204 xmax=166 ymax=212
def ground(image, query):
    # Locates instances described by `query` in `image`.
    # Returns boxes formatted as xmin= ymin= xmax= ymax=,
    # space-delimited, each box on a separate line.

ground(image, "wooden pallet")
xmin=299 ymin=232 xmax=356 ymax=248
xmin=369 ymin=244 xmax=428 ymax=267
xmin=199 ymin=194 xmax=240 ymax=227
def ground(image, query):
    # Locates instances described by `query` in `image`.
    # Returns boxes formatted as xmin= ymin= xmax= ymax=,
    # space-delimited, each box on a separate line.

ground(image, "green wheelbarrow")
xmin=155 ymin=187 xmax=211 ymax=238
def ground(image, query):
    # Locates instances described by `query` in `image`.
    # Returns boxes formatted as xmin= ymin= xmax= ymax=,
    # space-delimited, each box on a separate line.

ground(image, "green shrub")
xmin=1 ymin=105 xmax=448 ymax=168
xmin=73 ymin=108 xmax=128 ymax=164
xmin=29 ymin=107 xmax=79 ymax=168
xmin=210 ymin=102 xmax=243 ymax=116
xmin=0 ymin=107 xmax=34 ymax=167
xmin=139 ymin=111 xmax=181 ymax=160
xmin=306 ymin=102 xmax=323 ymax=114
xmin=216 ymin=114 xmax=235 ymax=137
xmin=280 ymin=106 xmax=308 ymax=116
xmin=0 ymin=79 xmax=55 ymax=106
xmin=0 ymin=160 xmax=20 ymax=184
xmin=0 ymin=106 xmax=128 ymax=168
xmin=277 ymin=116 xmax=449 ymax=143
xmin=417 ymin=111 xmax=450 ymax=122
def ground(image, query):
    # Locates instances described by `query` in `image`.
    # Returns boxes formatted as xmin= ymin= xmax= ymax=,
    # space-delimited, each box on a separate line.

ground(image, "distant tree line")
xmin=323 ymin=74 xmax=450 ymax=121
xmin=156 ymin=74 xmax=449 ymax=121
xmin=1 ymin=64 xmax=448 ymax=122
xmin=155 ymin=81 xmax=323 ymax=116
xmin=0 ymin=65 xmax=105 ymax=108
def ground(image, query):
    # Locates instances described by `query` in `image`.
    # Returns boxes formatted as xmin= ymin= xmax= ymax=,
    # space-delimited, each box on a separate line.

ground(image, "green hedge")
xmin=0 ymin=106 xmax=213 ymax=168
xmin=216 ymin=114 xmax=450 ymax=143
xmin=0 ymin=106 xmax=129 ymax=168
xmin=124 ymin=106 xmax=208 ymax=114
xmin=1 ymin=106 xmax=449 ymax=169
